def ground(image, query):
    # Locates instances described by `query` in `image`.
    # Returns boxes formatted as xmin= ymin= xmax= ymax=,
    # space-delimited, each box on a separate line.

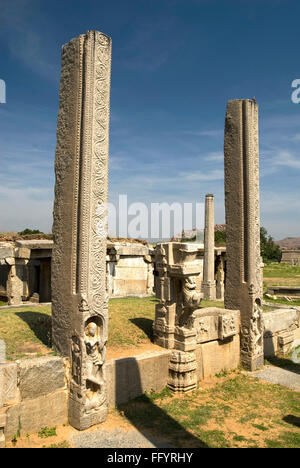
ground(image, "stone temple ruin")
xmin=0 ymin=238 xmax=225 ymax=305
xmin=0 ymin=30 xmax=300 ymax=445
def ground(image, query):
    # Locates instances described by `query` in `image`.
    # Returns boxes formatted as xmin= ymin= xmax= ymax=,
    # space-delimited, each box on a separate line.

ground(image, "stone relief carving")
xmin=177 ymin=277 xmax=202 ymax=328
xmin=84 ymin=319 xmax=106 ymax=411
xmin=52 ymin=31 xmax=111 ymax=430
xmin=219 ymin=313 xmax=237 ymax=340
xmin=71 ymin=335 xmax=82 ymax=386
xmin=241 ymin=297 xmax=263 ymax=357
xmin=197 ymin=319 xmax=209 ymax=338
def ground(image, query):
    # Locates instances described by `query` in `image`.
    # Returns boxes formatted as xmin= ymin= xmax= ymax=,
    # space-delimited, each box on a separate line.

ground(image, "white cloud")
xmin=203 ymin=151 xmax=223 ymax=162
xmin=181 ymin=129 xmax=223 ymax=138
xmin=272 ymin=150 xmax=300 ymax=170
xmin=180 ymin=169 xmax=224 ymax=182
xmin=0 ymin=185 xmax=53 ymax=232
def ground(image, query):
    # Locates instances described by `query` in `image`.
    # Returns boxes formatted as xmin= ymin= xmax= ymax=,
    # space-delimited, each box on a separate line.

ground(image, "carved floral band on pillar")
xmin=52 ymin=30 xmax=111 ymax=430
xmin=224 ymin=99 xmax=264 ymax=371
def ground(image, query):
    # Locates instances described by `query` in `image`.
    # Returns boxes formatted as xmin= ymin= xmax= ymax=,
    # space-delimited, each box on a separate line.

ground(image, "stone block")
xmin=0 ymin=429 xmax=5 ymax=448
xmin=106 ymin=350 xmax=171 ymax=408
xmin=4 ymin=404 xmax=20 ymax=439
xmin=0 ymin=409 xmax=6 ymax=448
xmin=113 ymin=279 xmax=148 ymax=296
xmin=0 ymin=340 xmax=6 ymax=363
xmin=0 ymin=369 xmax=3 ymax=407
xmin=0 ymin=244 xmax=13 ymax=260
xmin=263 ymin=309 xmax=298 ymax=335
xmin=20 ymin=390 xmax=67 ymax=435
xmin=15 ymin=240 xmax=54 ymax=250
xmin=1 ymin=362 xmax=18 ymax=403
xmin=195 ymin=346 xmax=204 ymax=380
xmin=4 ymin=390 xmax=67 ymax=437
xmin=200 ymin=335 xmax=240 ymax=379
xmin=19 ymin=356 xmax=65 ymax=400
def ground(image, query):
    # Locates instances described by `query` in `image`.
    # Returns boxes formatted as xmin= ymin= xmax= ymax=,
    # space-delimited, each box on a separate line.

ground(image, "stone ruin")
xmin=0 ymin=239 xmax=155 ymax=305
xmin=1 ymin=31 xmax=300 ymax=446
xmin=152 ymin=242 xmax=240 ymax=392
xmin=51 ymin=30 xmax=111 ymax=430
xmin=224 ymin=99 xmax=264 ymax=371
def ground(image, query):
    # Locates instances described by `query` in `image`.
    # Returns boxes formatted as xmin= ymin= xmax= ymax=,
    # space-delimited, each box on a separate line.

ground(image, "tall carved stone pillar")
xmin=224 ymin=99 xmax=264 ymax=371
xmin=202 ymin=194 xmax=216 ymax=300
xmin=52 ymin=31 xmax=112 ymax=429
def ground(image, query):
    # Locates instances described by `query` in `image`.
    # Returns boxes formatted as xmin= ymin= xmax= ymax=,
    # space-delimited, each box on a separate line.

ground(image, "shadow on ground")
xmin=114 ymin=357 xmax=209 ymax=448
xmin=129 ymin=318 xmax=153 ymax=341
xmin=266 ymin=355 xmax=300 ymax=375
xmin=16 ymin=311 xmax=52 ymax=348
xmin=283 ymin=415 xmax=300 ymax=428
xmin=117 ymin=394 xmax=209 ymax=448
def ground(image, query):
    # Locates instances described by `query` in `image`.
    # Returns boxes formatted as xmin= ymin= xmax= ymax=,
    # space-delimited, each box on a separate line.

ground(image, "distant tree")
xmin=215 ymin=230 xmax=226 ymax=245
xmin=260 ymin=227 xmax=281 ymax=263
xmin=18 ymin=228 xmax=44 ymax=235
xmin=180 ymin=235 xmax=196 ymax=243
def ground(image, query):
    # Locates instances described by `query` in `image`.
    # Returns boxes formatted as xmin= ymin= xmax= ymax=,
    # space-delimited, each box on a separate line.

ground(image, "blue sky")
xmin=0 ymin=0 xmax=299 ymax=239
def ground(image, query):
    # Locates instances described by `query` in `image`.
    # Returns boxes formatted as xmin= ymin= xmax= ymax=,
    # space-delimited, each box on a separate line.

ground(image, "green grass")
xmin=263 ymin=293 xmax=300 ymax=307
xmin=0 ymin=305 xmax=52 ymax=360
xmin=47 ymin=440 xmax=69 ymax=448
xmin=118 ymin=373 xmax=300 ymax=448
xmin=108 ymin=296 xmax=156 ymax=347
xmin=0 ymin=296 xmax=226 ymax=359
xmin=263 ymin=262 xmax=300 ymax=279
xmin=38 ymin=426 xmax=57 ymax=438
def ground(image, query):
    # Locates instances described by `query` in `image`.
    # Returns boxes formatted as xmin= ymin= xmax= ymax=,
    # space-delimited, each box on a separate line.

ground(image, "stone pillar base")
xmin=202 ymin=281 xmax=216 ymax=301
xmin=168 ymin=351 xmax=197 ymax=393
xmin=68 ymin=398 xmax=108 ymax=431
xmin=153 ymin=329 xmax=175 ymax=350
xmin=241 ymin=353 xmax=264 ymax=371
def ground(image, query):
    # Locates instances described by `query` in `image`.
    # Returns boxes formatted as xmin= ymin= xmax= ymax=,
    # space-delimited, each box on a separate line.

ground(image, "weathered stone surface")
xmin=52 ymin=30 xmax=111 ymax=430
xmin=15 ymin=240 xmax=54 ymax=250
xmin=0 ymin=340 xmax=5 ymax=363
xmin=168 ymin=351 xmax=197 ymax=393
xmin=263 ymin=309 xmax=298 ymax=335
xmin=267 ymin=286 xmax=300 ymax=298
xmin=0 ymin=244 xmax=13 ymax=260
xmin=153 ymin=242 xmax=203 ymax=350
xmin=216 ymin=253 xmax=225 ymax=300
xmin=200 ymin=334 xmax=240 ymax=379
xmin=0 ymin=409 xmax=6 ymax=448
xmin=1 ymin=362 xmax=18 ymax=403
xmin=4 ymin=404 xmax=19 ymax=439
xmin=0 ymin=430 xmax=5 ymax=448
xmin=263 ymin=309 xmax=299 ymax=357
xmin=0 ymin=410 xmax=6 ymax=448
xmin=107 ymin=243 xmax=149 ymax=257
xmin=6 ymin=262 xmax=24 ymax=305
xmin=19 ymin=356 xmax=65 ymax=400
xmin=202 ymin=194 xmax=216 ymax=300
xmin=0 ymin=368 xmax=3 ymax=408
xmin=106 ymin=350 xmax=171 ymax=407
xmin=224 ymin=99 xmax=264 ymax=371
xmin=4 ymin=390 xmax=67 ymax=438
xmin=14 ymin=247 xmax=31 ymax=259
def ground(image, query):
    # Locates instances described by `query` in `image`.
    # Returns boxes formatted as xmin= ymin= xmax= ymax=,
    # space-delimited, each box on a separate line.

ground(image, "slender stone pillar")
xmin=224 ymin=99 xmax=264 ymax=371
xmin=216 ymin=254 xmax=225 ymax=300
xmin=51 ymin=31 xmax=112 ymax=429
xmin=7 ymin=260 xmax=26 ymax=305
xmin=202 ymin=194 xmax=216 ymax=300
